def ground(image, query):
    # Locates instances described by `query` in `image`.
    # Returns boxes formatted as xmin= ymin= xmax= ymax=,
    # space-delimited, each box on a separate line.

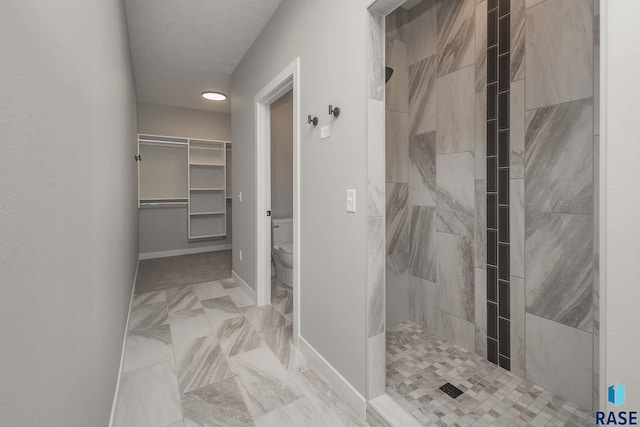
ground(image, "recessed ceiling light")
xmin=201 ymin=91 xmax=227 ymax=101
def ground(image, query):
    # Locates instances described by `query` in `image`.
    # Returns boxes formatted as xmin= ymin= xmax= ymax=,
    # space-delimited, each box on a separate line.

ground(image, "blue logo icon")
xmin=609 ymin=382 xmax=626 ymax=407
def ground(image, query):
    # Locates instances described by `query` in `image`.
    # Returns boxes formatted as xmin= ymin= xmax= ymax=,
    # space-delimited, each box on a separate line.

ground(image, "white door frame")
xmin=255 ymin=58 xmax=301 ymax=347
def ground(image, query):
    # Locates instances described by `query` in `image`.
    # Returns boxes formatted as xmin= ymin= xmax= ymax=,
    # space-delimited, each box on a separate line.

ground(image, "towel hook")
xmin=308 ymin=115 xmax=318 ymax=126
xmin=329 ymin=105 xmax=341 ymax=118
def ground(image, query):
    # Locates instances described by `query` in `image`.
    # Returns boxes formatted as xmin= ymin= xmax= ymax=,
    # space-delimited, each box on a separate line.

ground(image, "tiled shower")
xmin=384 ymin=0 xmax=598 ymax=413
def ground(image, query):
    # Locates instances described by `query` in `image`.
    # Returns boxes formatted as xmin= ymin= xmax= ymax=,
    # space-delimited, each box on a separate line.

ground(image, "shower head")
xmin=385 ymin=67 xmax=394 ymax=83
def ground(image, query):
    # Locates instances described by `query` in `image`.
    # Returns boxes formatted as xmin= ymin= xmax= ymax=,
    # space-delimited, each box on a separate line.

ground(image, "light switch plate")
xmin=346 ymin=189 xmax=356 ymax=213
xmin=321 ymin=125 xmax=330 ymax=140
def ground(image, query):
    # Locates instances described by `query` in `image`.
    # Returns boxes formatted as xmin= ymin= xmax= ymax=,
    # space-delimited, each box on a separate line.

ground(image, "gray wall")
xmin=604 ymin=0 xmax=640 ymax=410
xmin=231 ymin=0 xmax=370 ymax=395
xmin=138 ymin=101 xmax=231 ymax=141
xmin=137 ymin=102 xmax=232 ymax=254
xmin=270 ymin=90 xmax=294 ymax=220
xmin=0 ymin=1 xmax=138 ymax=426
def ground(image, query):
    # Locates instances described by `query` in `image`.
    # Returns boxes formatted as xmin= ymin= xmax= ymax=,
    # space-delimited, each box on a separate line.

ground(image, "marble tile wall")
xmin=367 ymin=9 xmax=388 ymax=402
xmin=519 ymin=0 xmax=598 ymax=410
xmin=384 ymin=0 xmax=477 ymax=355
xmin=379 ymin=0 xmax=600 ymax=412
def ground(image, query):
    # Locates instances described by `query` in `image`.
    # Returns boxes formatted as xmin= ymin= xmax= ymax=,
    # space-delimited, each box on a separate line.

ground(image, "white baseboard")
xmin=231 ymin=270 xmax=257 ymax=305
xmin=298 ymin=336 xmax=367 ymax=419
xmin=108 ymin=258 xmax=139 ymax=427
xmin=139 ymin=244 xmax=232 ymax=260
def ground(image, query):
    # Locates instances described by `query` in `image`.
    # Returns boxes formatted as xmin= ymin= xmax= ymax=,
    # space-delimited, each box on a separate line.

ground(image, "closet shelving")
xmin=137 ymin=134 xmax=230 ymax=240
xmin=188 ymin=139 xmax=227 ymax=239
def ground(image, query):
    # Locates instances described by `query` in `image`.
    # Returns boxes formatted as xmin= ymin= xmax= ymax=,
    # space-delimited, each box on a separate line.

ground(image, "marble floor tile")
xmin=254 ymin=398 xmax=324 ymax=427
xmin=405 ymin=0 xmax=437 ymax=66
xmin=181 ymin=377 xmax=253 ymax=427
xmin=170 ymin=312 xmax=213 ymax=344
xmin=408 ymin=131 xmax=436 ymax=207
xmin=227 ymin=346 xmax=305 ymax=419
xmin=260 ymin=325 xmax=308 ymax=373
xmin=123 ymin=324 xmax=173 ymax=373
xmin=436 ymin=309 xmax=475 ymax=351
xmin=298 ymin=370 xmax=367 ymax=426
xmin=525 ymin=98 xmax=593 ymax=214
xmin=193 ymin=281 xmax=226 ymax=301
xmin=166 ymin=285 xmax=203 ymax=316
xmin=526 ymin=211 xmax=593 ymax=331
xmin=408 ymin=275 xmax=437 ymax=333
xmin=216 ymin=315 xmax=265 ymax=357
xmin=385 ymin=110 xmax=409 ymax=183
xmin=114 ymin=361 xmax=182 ymax=427
xmin=525 ymin=313 xmax=593 ymax=410
xmin=408 ymin=206 xmax=437 ymax=283
xmin=386 ymin=321 xmax=594 ymax=426
xmin=271 ymin=280 xmax=293 ymax=315
xmin=408 ymin=55 xmax=437 ymax=136
xmin=475 ymin=0 xmax=487 ymax=92
xmin=437 ymin=232 xmax=474 ymax=322
xmin=385 ymin=37 xmax=409 ymax=113
xmin=436 ymin=152 xmax=475 ymax=237
xmin=201 ymin=295 xmax=243 ymax=321
xmin=133 ymin=289 xmax=167 ymax=307
xmin=128 ymin=301 xmax=169 ymax=332
xmin=525 ymin=0 xmax=593 ymax=109
xmin=437 ymin=0 xmax=475 ymax=76
xmin=221 ymin=277 xmax=238 ymax=289
xmin=174 ymin=335 xmax=231 ymax=393
xmin=436 ymin=65 xmax=475 ymax=154
xmin=386 ymin=183 xmax=409 ymax=255
xmin=227 ymin=287 xmax=253 ymax=308
xmin=168 ymin=307 xmax=206 ymax=321
xmin=245 ymin=305 xmax=286 ymax=333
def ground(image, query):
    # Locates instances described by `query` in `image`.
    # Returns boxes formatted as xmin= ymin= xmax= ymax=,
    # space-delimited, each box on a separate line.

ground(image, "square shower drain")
xmin=439 ymin=383 xmax=464 ymax=399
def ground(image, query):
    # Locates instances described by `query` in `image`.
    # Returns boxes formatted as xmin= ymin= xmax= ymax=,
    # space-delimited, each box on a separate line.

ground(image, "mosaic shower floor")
xmin=386 ymin=322 xmax=595 ymax=427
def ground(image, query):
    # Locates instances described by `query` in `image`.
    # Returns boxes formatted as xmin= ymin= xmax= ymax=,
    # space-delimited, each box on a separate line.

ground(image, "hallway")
xmin=114 ymin=254 xmax=365 ymax=427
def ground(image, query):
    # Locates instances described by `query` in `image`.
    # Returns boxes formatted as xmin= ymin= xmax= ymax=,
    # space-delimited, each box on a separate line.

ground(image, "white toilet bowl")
xmin=271 ymin=218 xmax=293 ymax=287
xmin=272 ymin=243 xmax=293 ymax=286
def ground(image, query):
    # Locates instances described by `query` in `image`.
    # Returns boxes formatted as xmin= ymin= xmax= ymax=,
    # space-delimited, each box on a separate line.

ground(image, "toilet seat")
xmin=278 ymin=243 xmax=293 ymax=254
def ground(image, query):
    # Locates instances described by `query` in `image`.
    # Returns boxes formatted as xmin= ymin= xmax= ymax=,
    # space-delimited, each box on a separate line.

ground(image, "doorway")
xmin=255 ymin=58 xmax=301 ymax=347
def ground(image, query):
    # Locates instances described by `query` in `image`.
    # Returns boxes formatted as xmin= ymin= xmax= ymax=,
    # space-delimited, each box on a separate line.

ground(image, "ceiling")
xmin=124 ymin=0 xmax=282 ymax=113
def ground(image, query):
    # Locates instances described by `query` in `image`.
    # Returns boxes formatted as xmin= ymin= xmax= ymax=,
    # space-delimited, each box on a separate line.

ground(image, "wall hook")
xmin=329 ymin=105 xmax=341 ymax=118
xmin=135 ymin=154 xmax=142 ymax=162
xmin=308 ymin=115 xmax=318 ymax=126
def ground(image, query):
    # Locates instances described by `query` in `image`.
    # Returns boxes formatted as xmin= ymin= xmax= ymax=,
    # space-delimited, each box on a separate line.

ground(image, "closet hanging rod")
xmin=140 ymin=201 xmax=188 ymax=207
xmin=189 ymin=145 xmax=224 ymax=151
xmin=139 ymin=140 xmax=188 ymax=148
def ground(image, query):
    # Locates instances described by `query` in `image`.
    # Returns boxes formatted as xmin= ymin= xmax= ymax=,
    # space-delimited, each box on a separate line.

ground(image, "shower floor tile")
xmin=386 ymin=321 xmax=595 ymax=426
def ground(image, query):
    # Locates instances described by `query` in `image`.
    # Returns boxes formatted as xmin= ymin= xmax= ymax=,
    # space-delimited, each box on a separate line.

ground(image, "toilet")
xmin=271 ymin=218 xmax=293 ymax=287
